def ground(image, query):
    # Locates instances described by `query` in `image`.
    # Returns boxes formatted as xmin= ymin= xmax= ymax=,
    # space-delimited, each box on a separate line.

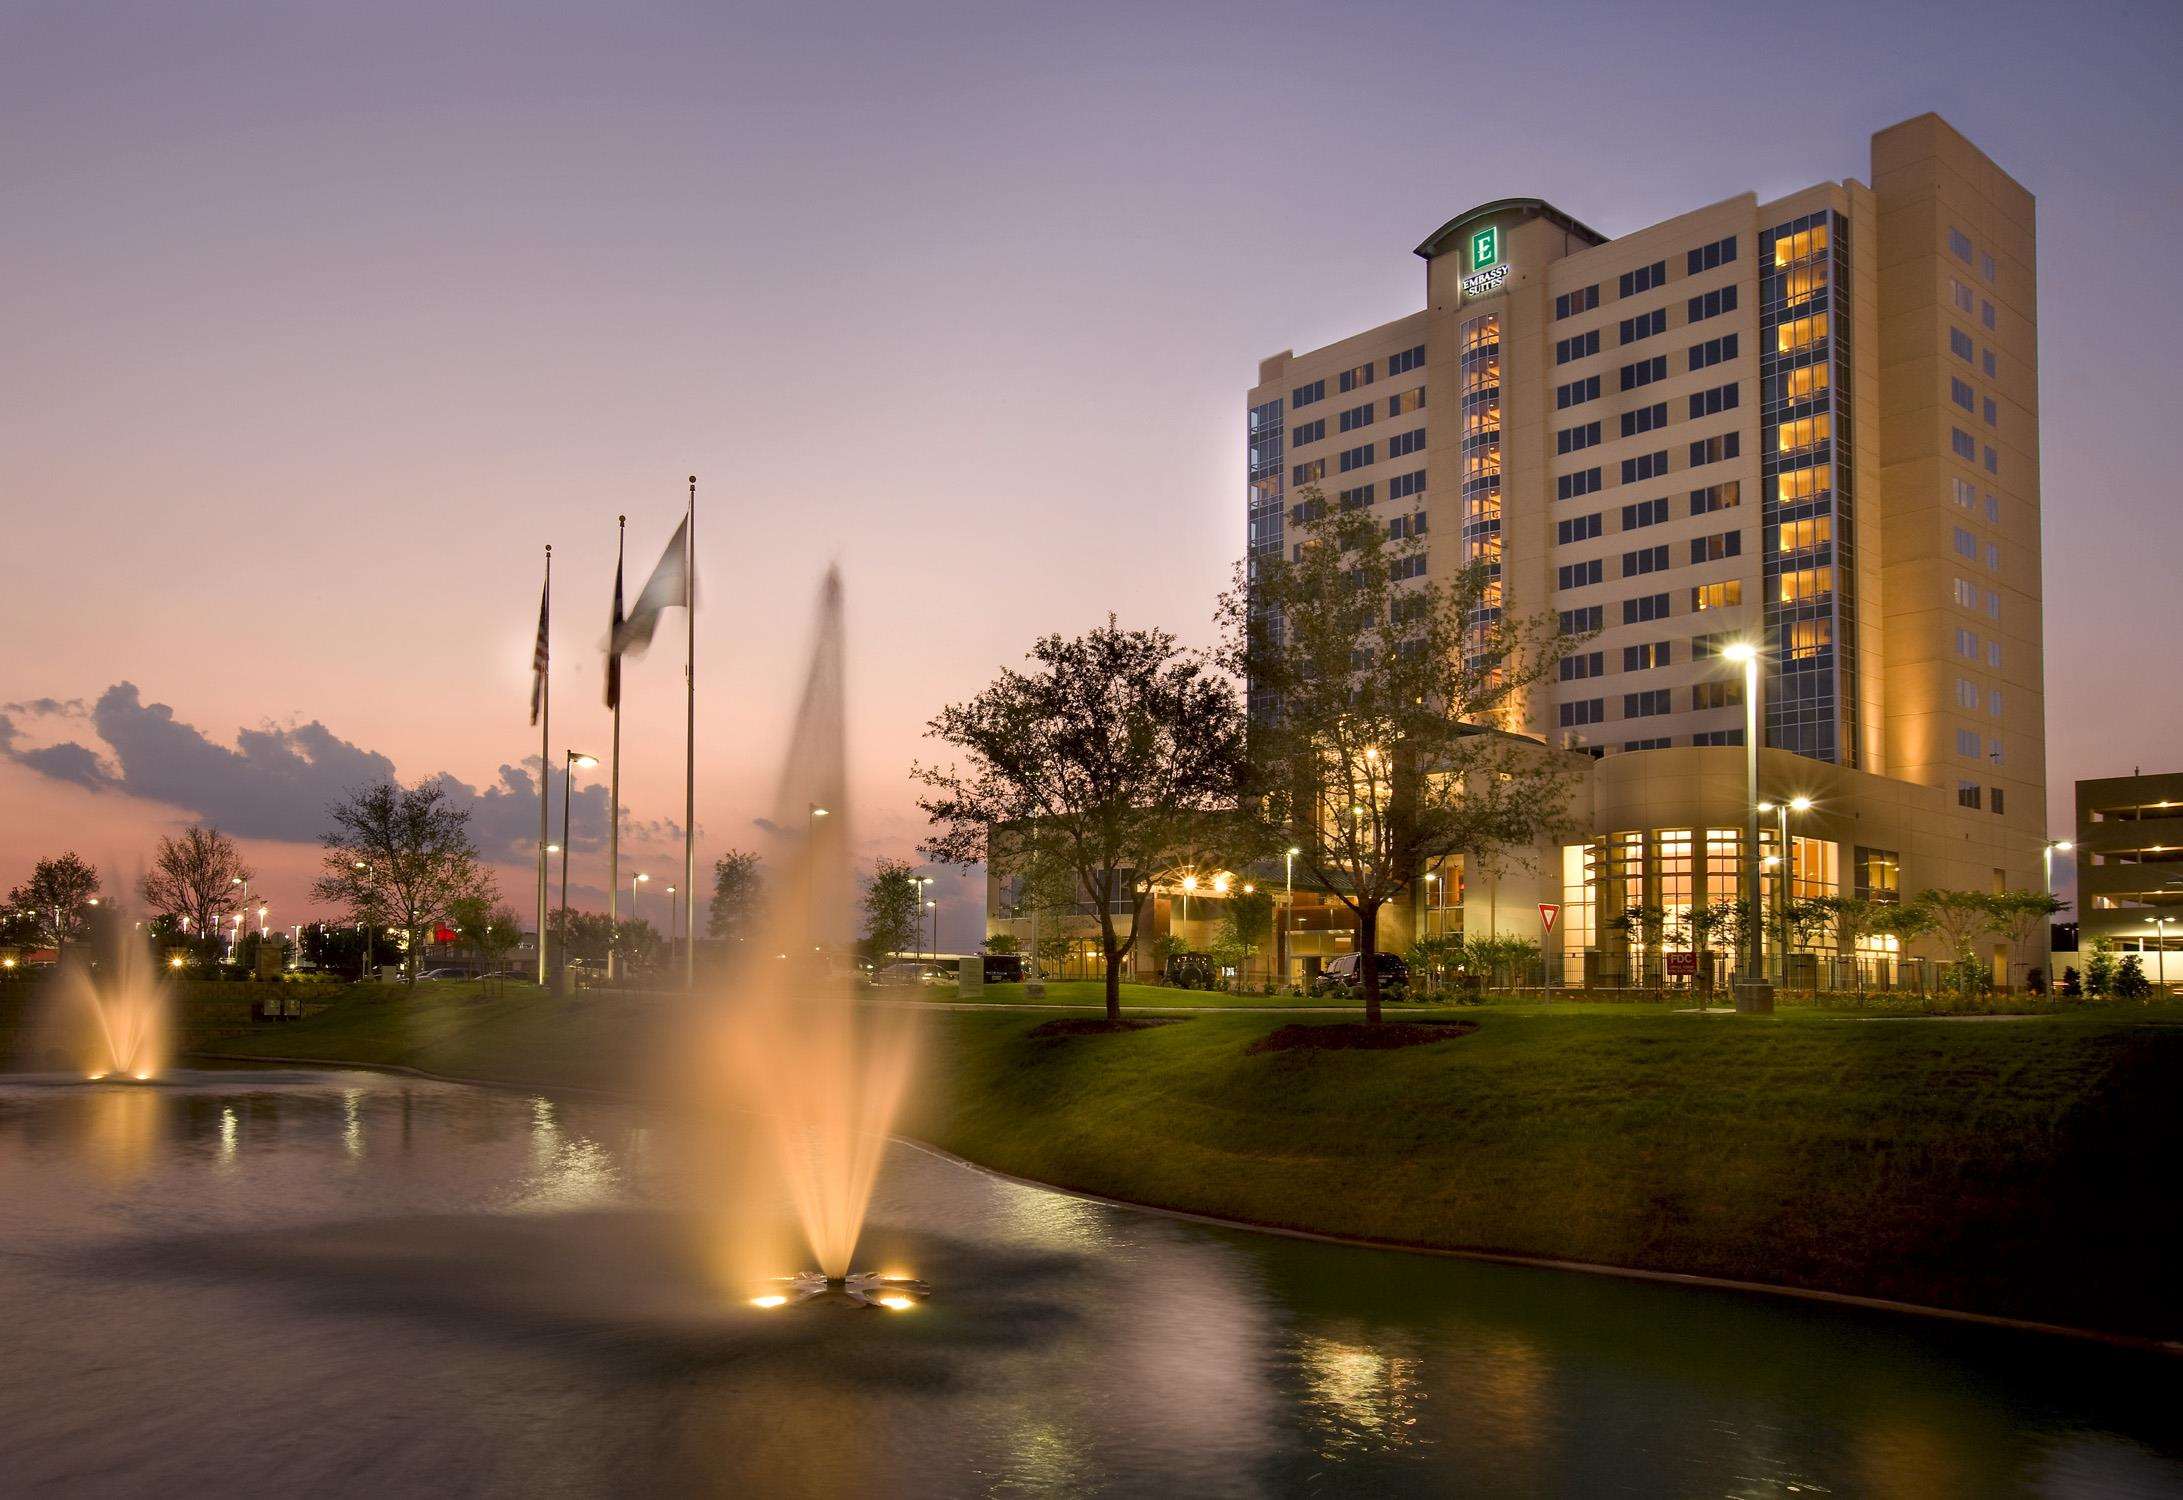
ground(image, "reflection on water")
xmin=0 ymin=1070 xmax=2177 ymax=1497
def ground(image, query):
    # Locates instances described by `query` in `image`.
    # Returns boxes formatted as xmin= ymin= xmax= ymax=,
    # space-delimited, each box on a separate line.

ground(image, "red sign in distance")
xmin=1538 ymin=903 xmax=1559 ymax=933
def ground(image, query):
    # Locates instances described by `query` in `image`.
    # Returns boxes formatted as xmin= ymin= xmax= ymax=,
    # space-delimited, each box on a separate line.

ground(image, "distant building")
xmin=2073 ymin=772 xmax=2183 ymax=971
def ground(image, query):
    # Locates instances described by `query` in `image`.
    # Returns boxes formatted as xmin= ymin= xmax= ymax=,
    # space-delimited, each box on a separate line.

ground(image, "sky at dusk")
xmin=4 ymin=0 xmax=2178 ymax=942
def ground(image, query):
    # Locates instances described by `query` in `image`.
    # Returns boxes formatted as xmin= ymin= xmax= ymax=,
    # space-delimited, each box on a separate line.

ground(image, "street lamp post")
xmin=913 ymin=875 xmax=934 ymax=959
xmin=1758 ymin=796 xmax=1812 ymax=985
xmin=352 ymin=861 xmax=375 ymax=981
xmin=2043 ymin=839 xmax=2073 ymax=987
xmin=927 ymin=899 xmax=939 ymax=964
xmin=665 ymin=884 xmax=677 ymax=955
xmin=2154 ymin=916 xmax=2172 ymax=993
xmin=1721 ymin=641 xmax=1767 ymax=1007
xmin=1285 ymin=846 xmax=1300 ymax=989
xmin=631 ymin=872 xmax=649 ymax=933
xmin=557 ymin=752 xmax=598 ymax=990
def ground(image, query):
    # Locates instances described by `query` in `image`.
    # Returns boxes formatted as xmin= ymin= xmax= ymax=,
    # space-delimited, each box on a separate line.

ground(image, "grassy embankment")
xmin=13 ymin=977 xmax=2179 ymax=1339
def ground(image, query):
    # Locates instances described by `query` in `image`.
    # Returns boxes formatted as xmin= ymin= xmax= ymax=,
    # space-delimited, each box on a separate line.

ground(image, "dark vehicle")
xmin=1163 ymin=951 xmax=1216 ymax=990
xmin=981 ymin=953 xmax=1025 ymax=984
xmin=1315 ymin=952 xmax=1409 ymax=994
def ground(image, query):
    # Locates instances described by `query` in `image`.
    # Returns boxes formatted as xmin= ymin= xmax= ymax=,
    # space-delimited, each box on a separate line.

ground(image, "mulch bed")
xmin=1028 ymin=1017 xmax=1185 ymax=1038
xmin=1247 ymin=1020 xmax=1478 ymax=1054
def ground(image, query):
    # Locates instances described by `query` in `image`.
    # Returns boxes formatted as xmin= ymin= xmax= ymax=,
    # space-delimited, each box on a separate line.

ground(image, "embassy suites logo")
xmin=1461 ymin=223 xmax=1507 ymax=299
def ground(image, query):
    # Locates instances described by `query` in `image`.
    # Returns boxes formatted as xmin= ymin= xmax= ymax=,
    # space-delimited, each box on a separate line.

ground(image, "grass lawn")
xmin=921 ymin=979 xmax=1338 ymax=1009
xmin=18 ymin=977 xmax=2179 ymax=1338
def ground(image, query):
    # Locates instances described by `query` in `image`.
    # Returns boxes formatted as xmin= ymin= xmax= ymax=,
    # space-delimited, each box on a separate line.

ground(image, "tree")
xmin=311 ymin=780 xmax=487 ymax=985
xmin=1904 ymin=889 xmax=2008 ymax=995
xmin=4 ymin=853 xmax=102 ymax=961
xmin=707 ymin=849 xmax=765 ymax=944
xmin=1606 ymin=904 xmax=1670 ymax=984
xmin=997 ymin=840 xmax=1085 ymax=980
xmin=447 ymin=892 xmax=525 ymax=990
xmin=2113 ymin=953 xmax=2153 ymax=1000
xmin=1224 ymin=501 xmax=1579 ymax=1022
xmin=916 ymin=619 xmax=1246 ymax=1024
xmin=1990 ymin=890 xmax=2066 ymax=986
xmin=981 ymin=932 xmax=1019 ymax=954
xmin=139 ymin=826 xmax=251 ymax=965
xmin=2084 ymin=939 xmax=2116 ymax=997
xmin=862 ymin=858 xmax=924 ymax=965
xmin=1220 ymin=887 xmax=1275 ymax=973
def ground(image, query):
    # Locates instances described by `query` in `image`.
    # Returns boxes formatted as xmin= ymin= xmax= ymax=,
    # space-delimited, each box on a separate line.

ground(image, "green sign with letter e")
xmin=1469 ymin=224 xmax=1499 ymax=272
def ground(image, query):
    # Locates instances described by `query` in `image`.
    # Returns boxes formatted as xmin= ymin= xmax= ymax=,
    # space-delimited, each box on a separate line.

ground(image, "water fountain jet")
xmin=49 ymin=934 xmax=172 ymax=1082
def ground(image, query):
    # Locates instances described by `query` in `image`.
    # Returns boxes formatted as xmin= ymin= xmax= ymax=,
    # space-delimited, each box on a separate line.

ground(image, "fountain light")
xmin=750 ymin=1295 xmax=788 ymax=1309
xmin=875 ymin=1295 xmax=914 ymax=1311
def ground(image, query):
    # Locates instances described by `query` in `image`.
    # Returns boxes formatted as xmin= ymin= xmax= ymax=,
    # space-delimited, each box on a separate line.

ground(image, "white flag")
xmin=611 ymin=516 xmax=690 ymax=659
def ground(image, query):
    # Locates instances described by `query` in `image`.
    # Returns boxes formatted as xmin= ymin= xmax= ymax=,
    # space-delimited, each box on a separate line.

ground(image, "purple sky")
xmin=4 ymin=0 xmax=2176 ymax=939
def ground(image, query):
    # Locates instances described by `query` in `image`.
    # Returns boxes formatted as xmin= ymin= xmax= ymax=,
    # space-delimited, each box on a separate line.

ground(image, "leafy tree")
xmin=2060 ymin=965 xmax=2082 ymax=998
xmin=707 ymin=849 xmax=765 ymax=943
xmin=4 ymin=853 xmax=102 ymax=961
xmin=996 ymin=840 xmax=1083 ymax=980
xmin=311 ymin=780 xmax=487 ymax=985
xmin=1989 ymin=890 xmax=2066 ymax=984
xmin=1405 ymin=933 xmax=1468 ymax=995
xmin=2085 ymin=940 xmax=2116 ymax=997
xmin=861 ymin=858 xmax=924 ymax=965
xmin=1606 ymin=904 xmax=1670 ymax=983
xmin=138 ymin=826 xmax=251 ymax=965
xmin=1220 ymin=887 xmax=1275 ymax=968
xmin=1461 ymin=934 xmax=1542 ymax=989
xmin=1222 ymin=501 xmax=1578 ymax=1022
xmin=980 ymin=932 xmax=1019 ymax=954
xmin=2113 ymin=953 xmax=2153 ymax=1000
xmin=916 ymin=619 xmax=1246 ymax=1023
xmin=447 ymin=893 xmax=525 ymax=990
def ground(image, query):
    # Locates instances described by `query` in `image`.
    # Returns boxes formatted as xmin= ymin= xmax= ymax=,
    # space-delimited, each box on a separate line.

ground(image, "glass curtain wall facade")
xmin=1459 ymin=314 xmax=1502 ymax=667
xmin=1246 ymin=397 xmax=1285 ymax=722
xmin=1758 ymin=212 xmax=1860 ymax=765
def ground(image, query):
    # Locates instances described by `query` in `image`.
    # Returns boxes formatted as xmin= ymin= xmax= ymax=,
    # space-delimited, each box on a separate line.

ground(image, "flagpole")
xmin=536 ymin=544 xmax=552 ymax=988
xmin=608 ymin=515 xmax=624 ymax=983
xmin=683 ymin=475 xmax=697 ymax=991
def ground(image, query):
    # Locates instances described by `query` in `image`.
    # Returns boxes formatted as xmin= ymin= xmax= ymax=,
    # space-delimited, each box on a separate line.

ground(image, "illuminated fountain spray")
xmin=60 ymin=934 xmax=171 ymax=1081
xmin=696 ymin=568 xmax=923 ymax=1305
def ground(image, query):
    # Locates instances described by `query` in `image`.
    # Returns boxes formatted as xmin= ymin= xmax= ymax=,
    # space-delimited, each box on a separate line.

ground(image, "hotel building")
xmin=1242 ymin=114 xmax=2050 ymax=984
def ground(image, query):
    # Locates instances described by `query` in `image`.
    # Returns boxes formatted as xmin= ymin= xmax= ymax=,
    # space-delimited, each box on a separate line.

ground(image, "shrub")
xmin=2114 ymin=955 xmax=2153 ymax=1000
xmin=2060 ymin=966 xmax=2082 ymax=999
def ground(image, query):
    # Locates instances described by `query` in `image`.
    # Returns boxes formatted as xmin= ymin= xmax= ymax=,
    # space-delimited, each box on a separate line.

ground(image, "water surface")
xmin=1 ymin=1070 xmax=2175 ymax=1496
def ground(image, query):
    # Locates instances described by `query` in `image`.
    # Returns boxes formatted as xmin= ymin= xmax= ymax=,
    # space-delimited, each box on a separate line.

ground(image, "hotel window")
xmin=1624 ymin=592 xmax=1670 ymax=623
xmin=1622 ymin=496 xmax=1669 ymax=529
xmin=1620 ymin=355 xmax=1667 ymax=390
xmin=1618 ymin=260 xmax=1668 ymax=297
xmin=1691 ymin=680 xmax=1741 ymax=711
xmin=1622 ymin=450 xmax=1669 ymax=484
xmin=1990 ymin=787 xmax=2006 ymax=814
xmin=1689 ymin=383 xmax=1739 ymax=419
xmin=1688 ymin=235 xmax=1737 ymax=274
xmin=1982 ymin=349 xmax=1997 ymax=378
xmin=1956 ymin=727 xmax=1982 ymax=758
xmin=1689 ymin=333 xmax=1739 ymax=371
xmin=1950 ymin=279 xmax=1974 ymax=314
xmin=1291 ymin=380 xmax=1324 ymax=409
xmin=1559 ymin=559 xmax=1604 ymax=589
xmin=1626 ymin=689 xmax=1673 ymax=718
xmin=1952 ymin=527 xmax=1977 ymax=560
xmin=1950 ymin=428 xmax=1977 ymax=461
xmin=1690 ymin=580 xmax=1740 ymax=611
xmin=1388 ymin=554 xmax=1427 ymax=581
xmin=1558 ymin=468 xmax=1602 ymax=500
xmin=1387 ymin=345 xmax=1426 ymax=376
xmin=1624 ymin=738 xmax=1672 ymax=751
xmin=1689 ymin=433 xmax=1739 ymax=466
xmin=1339 ymin=362 xmax=1375 ymax=393
xmin=1688 ymin=285 xmax=1738 ymax=322
xmin=1957 ymin=781 xmax=1982 ymax=810
xmin=1987 ymin=640 xmax=2003 ymax=668
xmin=1558 ymin=513 xmax=1603 ymax=544
xmin=1777 ymin=515 xmax=1830 ymax=551
xmin=1983 ymin=397 xmax=1997 ymax=426
xmin=1950 ymin=476 xmax=1976 ymax=510
xmin=1338 ymin=483 xmax=1374 ymax=510
xmin=1560 ymin=699 xmax=1604 ymax=727
xmin=1339 ymin=402 xmax=1374 ymax=432
xmin=1984 ymin=541 xmax=1999 ymax=571
xmin=1950 ymin=377 xmax=1975 ymax=412
xmin=1556 ymin=330 xmax=1600 ymax=364
xmin=1338 ymin=443 xmax=1374 ymax=472
xmin=1981 ymin=299 xmax=1996 ymax=330
xmin=1979 ymin=250 xmax=1998 ymax=282
xmin=1989 ymin=688 xmax=2005 ymax=717
xmin=1853 ymin=847 xmax=1900 ymax=903
xmin=1983 ymin=445 xmax=1998 ymax=474
xmin=1955 ymin=677 xmax=1980 ymax=709
xmin=1988 ymin=737 xmax=2004 ymax=765
xmin=1619 ymin=307 xmax=1667 ymax=344
xmin=1776 ymin=414 xmax=1828 ymax=453
xmin=1777 ymin=314 xmax=1827 ymax=354
xmin=1786 ymin=617 xmax=1831 ymax=660
xmin=1292 ymin=458 xmax=1326 ymax=485
xmin=1291 ymin=418 xmax=1325 ymax=446
xmin=1777 ymin=467 xmax=1826 ymax=504
xmin=1690 ymin=481 xmax=1740 ymax=515
xmin=1954 ymin=626 xmax=1980 ymax=657
xmin=1778 ymin=566 xmax=1831 ymax=604
xmin=1691 ymin=632 xmax=1728 ymax=659
xmin=1693 ymin=729 xmax=1744 ymax=747
xmin=1690 ymin=531 xmax=1741 ymax=563
xmin=1560 ymin=605 xmax=1603 ymax=634
xmin=1556 ymin=374 xmax=1601 ymax=409
xmin=1387 ymin=385 xmax=1426 ymax=417
xmin=1621 ymin=402 xmax=1668 ymax=437
xmin=1623 ymin=544 xmax=1669 ymax=577
xmin=1388 ymin=469 xmax=1427 ymax=499
xmin=1625 ymin=641 xmax=1671 ymax=670
xmin=1388 ymin=428 xmax=1426 ymax=458
xmin=1951 ymin=576 xmax=1978 ymax=609
xmin=1950 ymin=328 xmax=1974 ymax=362
xmin=1947 ymin=227 xmax=1973 ymax=262
xmin=1559 ymin=651 xmax=1605 ymax=681
xmin=1289 ymin=495 xmax=1325 ymax=524
xmin=1387 ymin=513 xmax=1423 ymax=540
xmin=1557 ymin=420 xmax=1602 ymax=454
xmin=1555 ymin=285 xmax=1599 ymax=320
xmin=1779 ymin=363 xmax=1830 ymax=401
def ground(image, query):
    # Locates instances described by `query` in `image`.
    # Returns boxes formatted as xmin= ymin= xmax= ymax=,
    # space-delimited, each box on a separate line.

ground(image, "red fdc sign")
xmin=1538 ymin=903 xmax=1559 ymax=933
xmin=1666 ymin=952 xmax=1699 ymax=976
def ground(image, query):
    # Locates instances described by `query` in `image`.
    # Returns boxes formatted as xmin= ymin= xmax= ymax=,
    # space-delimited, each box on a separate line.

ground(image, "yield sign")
xmin=1538 ymin=903 xmax=1560 ymax=933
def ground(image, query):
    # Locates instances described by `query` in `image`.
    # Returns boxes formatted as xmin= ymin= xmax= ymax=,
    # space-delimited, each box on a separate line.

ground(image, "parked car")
xmin=1163 ymin=951 xmax=1216 ymax=990
xmin=981 ymin=953 xmax=1024 ymax=984
xmin=1315 ymin=952 xmax=1409 ymax=994
xmin=417 ymin=967 xmax=472 ymax=981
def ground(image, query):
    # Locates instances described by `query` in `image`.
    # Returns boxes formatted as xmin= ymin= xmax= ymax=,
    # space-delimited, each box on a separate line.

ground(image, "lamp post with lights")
xmin=1720 ymin=640 xmax=1769 ymax=1007
xmin=2042 ymin=839 xmax=2073 ymax=985
xmin=1284 ymin=847 xmax=1300 ymax=987
xmin=556 ymin=752 xmax=598 ymax=990
xmin=1758 ymin=795 xmax=1813 ymax=985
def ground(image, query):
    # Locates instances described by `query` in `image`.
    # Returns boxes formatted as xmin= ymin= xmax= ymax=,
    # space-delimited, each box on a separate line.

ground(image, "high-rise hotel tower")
xmin=1247 ymin=115 xmax=2049 ymax=982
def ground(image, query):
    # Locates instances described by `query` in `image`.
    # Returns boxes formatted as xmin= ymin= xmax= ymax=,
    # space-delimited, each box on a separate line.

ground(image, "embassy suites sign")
xmin=1460 ymin=223 xmax=1508 ymax=299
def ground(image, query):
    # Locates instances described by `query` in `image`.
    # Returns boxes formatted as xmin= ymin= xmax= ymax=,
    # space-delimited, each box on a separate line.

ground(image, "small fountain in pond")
xmin=56 ymin=934 xmax=172 ymax=1081
xmin=680 ymin=568 xmax=923 ymax=1307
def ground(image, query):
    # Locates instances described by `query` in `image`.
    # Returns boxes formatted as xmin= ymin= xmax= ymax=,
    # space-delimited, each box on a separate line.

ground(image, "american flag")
xmin=529 ymin=578 xmax=550 ymax=725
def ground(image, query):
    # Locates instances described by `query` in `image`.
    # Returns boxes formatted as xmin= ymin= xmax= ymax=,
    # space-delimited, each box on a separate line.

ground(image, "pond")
xmin=1 ymin=1069 xmax=2175 ymax=1496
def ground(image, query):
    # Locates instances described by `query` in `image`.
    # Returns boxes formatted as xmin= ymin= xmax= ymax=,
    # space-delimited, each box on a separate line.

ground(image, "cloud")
xmin=0 ymin=682 xmax=610 ymax=860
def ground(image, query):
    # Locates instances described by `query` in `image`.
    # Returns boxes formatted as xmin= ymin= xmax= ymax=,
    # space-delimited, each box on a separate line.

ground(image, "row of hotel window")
xmin=1559 ymin=500 xmax=1827 ymax=551
xmin=1555 ymin=534 xmax=1744 ymax=590
xmin=1287 ymin=470 xmax=1425 ymax=522
xmin=1556 ymin=433 xmax=1742 ymax=501
xmin=1950 ymin=426 xmax=2001 ymax=476
xmin=1554 ymin=384 xmax=1741 ymax=451
xmin=1554 ymin=574 xmax=1813 ymax=633
xmin=1552 ymin=236 xmax=1739 ymax=322
xmin=1289 ymin=386 xmax=1426 ymax=445
xmin=1289 ymin=346 xmax=1424 ymax=410
xmin=1291 ymin=427 xmax=1425 ymax=481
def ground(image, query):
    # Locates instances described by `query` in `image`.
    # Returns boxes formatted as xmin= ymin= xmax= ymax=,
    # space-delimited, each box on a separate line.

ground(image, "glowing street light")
xmin=2043 ymin=839 xmax=2074 ymax=982
xmin=1720 ymin=639 xmax=1766 ymax=1000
